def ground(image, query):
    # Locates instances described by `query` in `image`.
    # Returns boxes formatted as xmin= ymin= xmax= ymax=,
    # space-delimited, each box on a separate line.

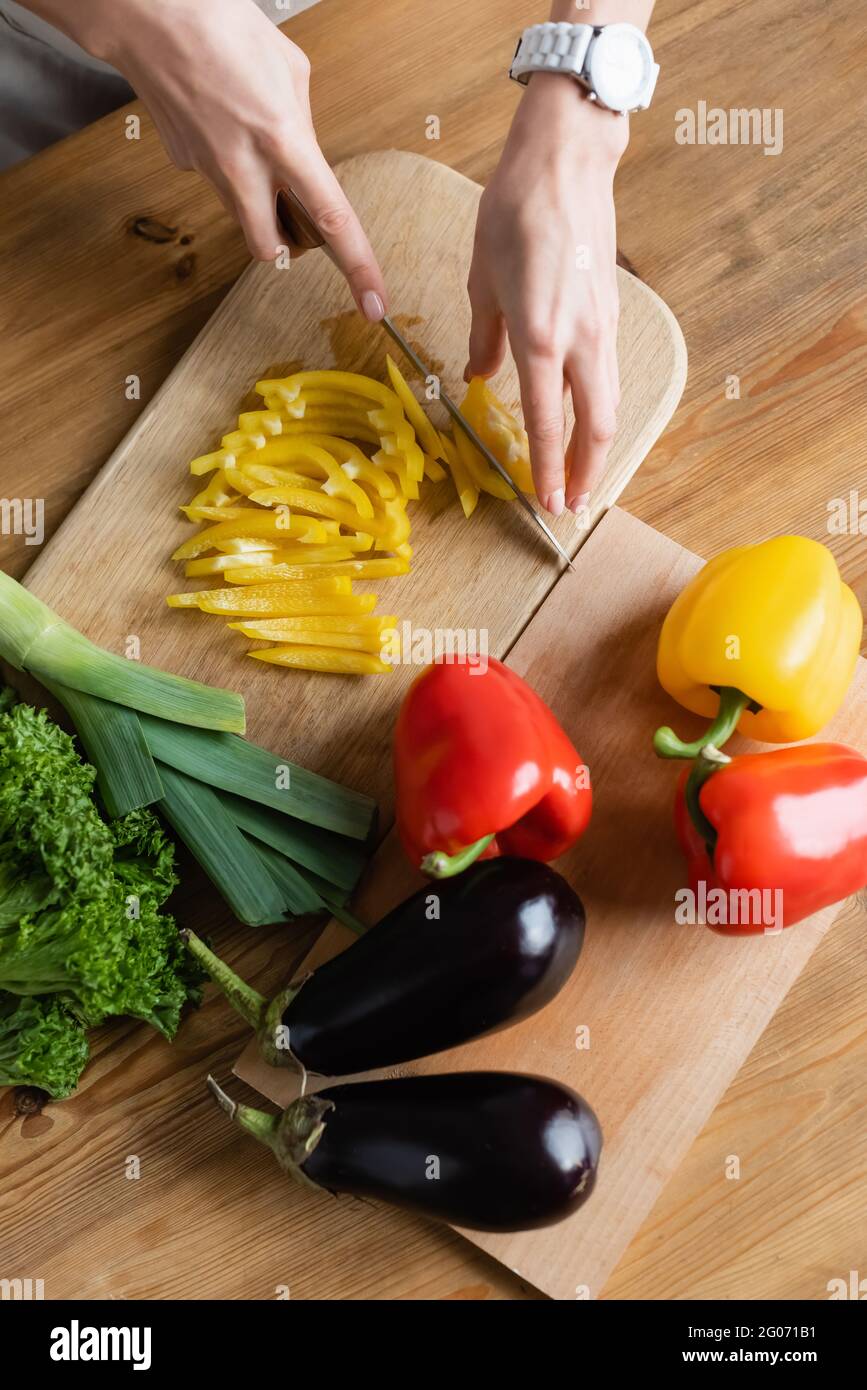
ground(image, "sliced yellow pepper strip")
xmin=185 ymin=544 xmax=355 ymax=577
xmin=227 ymin=556 xmax=411 ymax=585
xmin=248 ymin=487 xmax=410 ymax=547
xmin=371 ymin=449 xmax=418 ymax=500
xmin=256 ymin=370 xmax=404 ymax=415
xmin=263 ymin=411 xmax=383 ymax=447
xmin=249 ymin=644 xmax=394 ymax=676
xmin=454 ymin=421 xmax=514 ymax=501
xmin=231 ymin=622 xmax=392 ymax=654
xmin=181 ymin=503 xmax=267 ymax=523
xmin=439 ymin=431 xmax=478 ymax=519
xmin=236 ymin=410 xmax=285 ymax=437
xmin=232 ymin=441 xmax=372 ymax=516
xmin=385 ymin=354 xmax=446 ymax=461
xmin=167 ymin=582 xmax=375 ymax=617
xmin=185 ymin=552 xmax=282 ymax=577
xmin=229 ymin=615 xmax=396 ymax=639
xmin=369 ymin=414 xmax=420 ymax=458
xmin=188 ymin=469 xmax=238 ymax=511
xmin=292 ymin=388 xmax=385 ymax=415
xmin=423 ymin=454 xmax=447 ymax=483
xmin=301 ymin=435 xmax=396 ymax=500
xmin=172 ymin=510 xmax=327 ymax=560
xmin=189 ymin=450 xmax=227 ymax=476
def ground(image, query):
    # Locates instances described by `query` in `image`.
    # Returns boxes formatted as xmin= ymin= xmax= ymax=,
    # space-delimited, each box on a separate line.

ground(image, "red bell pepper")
xmin=394 ymin=658 xmax=592 ymax=876
xmin=674 ymin=743 xmax=867 ymax=934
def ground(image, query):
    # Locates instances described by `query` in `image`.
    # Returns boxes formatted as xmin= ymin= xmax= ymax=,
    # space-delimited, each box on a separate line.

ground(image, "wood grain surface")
xmin=1 ymin=0 xmax=866 ymax=1302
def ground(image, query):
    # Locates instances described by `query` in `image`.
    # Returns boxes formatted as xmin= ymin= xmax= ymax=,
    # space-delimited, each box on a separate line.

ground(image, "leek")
xmin=218 ymin=790 xmax=367 ymax=890
xmin=44 ymin=682 xmax=163 ymax=818
xmin=139 ymin=715 xmax=376 ymax=841
xmin=156 ymin=764 xmax=289 ymax=927
xmin=251 ymin=840 xmax=327 ymax=917
xmin=0 ymin=570 xmax=244 ymax=734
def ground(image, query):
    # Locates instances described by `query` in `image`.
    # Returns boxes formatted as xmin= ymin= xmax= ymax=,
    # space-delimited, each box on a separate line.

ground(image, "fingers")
xmin=564 ymin=347 xmax=619 ymax=511
xmin=221 ymin=159 xmax=286 ymax=263
xmin=514 ymin=352 xmax=567 ymax=515
xmin=465 ymin=264 xmax=507 ymax=383
xmin=287 ymin=150 xmax=388 ymax=321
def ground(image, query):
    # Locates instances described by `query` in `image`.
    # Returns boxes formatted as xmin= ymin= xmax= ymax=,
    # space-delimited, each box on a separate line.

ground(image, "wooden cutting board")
xmin=21 ymin=150 xmax=685 ymax=820
xmin=237 ymin=505 xmax=867 ymax=1302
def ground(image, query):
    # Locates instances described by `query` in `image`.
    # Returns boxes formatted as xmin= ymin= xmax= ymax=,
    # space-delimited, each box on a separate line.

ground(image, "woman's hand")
xmin=466 ymin=74 xmax=628 ymax=515
xmin=74 ymin=0 xmax=388 ymax=319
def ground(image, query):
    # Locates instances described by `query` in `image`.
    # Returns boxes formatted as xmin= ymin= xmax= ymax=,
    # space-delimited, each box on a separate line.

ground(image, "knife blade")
xmin=275 ymin=187 xmax=575 ymax=570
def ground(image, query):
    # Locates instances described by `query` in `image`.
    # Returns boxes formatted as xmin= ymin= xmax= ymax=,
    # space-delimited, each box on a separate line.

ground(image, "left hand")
xmin=465 ymin=74 xmax=629 ymax=516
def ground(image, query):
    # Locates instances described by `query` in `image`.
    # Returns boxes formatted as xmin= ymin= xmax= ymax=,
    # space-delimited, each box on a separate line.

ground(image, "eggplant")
xmin=185 ymin=856 xmax=585 ymax=1075
xmin=208 ymin=1071 xmax=602 ymax=1232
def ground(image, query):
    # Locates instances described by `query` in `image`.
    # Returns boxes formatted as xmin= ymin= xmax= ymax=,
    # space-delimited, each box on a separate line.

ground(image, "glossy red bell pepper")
xmin=394 ymin=658 xmax=592 ymax=876
xmin=674 ymin=743 xmax=867 ymax=933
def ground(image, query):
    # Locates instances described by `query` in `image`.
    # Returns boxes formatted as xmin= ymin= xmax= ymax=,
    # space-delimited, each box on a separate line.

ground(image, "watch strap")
xmin=510 ymin=21 xmax=594 ymax=86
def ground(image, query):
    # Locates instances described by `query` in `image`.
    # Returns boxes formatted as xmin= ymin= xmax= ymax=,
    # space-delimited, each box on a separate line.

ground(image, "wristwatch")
xmin=510 ymin=21 xmax=659 ymax=116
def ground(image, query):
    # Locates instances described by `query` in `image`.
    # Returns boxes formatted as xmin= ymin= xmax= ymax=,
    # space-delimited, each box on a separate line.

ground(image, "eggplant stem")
xmin=421 ymin=832 xmax=496 ymax=879
xmin=183 ymin=929 xmax=268 ymax=1031
xmin=207 ymin=1075 xmax=279 ymax=1150
xmin=653 ymin=686 xmax=751 ymax=760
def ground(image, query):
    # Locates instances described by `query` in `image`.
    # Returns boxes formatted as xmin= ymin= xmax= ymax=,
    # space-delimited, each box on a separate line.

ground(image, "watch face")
xmin=587 ymin=23 xmax=653 ymax=112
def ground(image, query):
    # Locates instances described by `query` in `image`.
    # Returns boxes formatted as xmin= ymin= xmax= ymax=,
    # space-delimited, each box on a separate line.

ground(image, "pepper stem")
xmin=654 ymin=686 xmax=751 ymax=760
xmin=421 ymin=832 xmax=496 ymax=879
xmin=685 ymin=745 xmax=731 ymax=855
xmin=182 ymin=930 xmax=268 ymax=1032
xmin=207 ymin=1075 xmax=280 ymax=1151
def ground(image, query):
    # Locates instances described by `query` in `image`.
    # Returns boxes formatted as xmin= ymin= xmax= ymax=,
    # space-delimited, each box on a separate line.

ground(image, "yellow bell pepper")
xmin=655 ymin=535 xmax=864 ymax=751
xmin=459 ymin=377 xmax=535 ymax=495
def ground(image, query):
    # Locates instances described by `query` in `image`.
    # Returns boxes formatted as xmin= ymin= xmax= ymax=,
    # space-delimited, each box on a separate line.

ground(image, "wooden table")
xmin=2 ymin=0 xmax=866 ymax=1300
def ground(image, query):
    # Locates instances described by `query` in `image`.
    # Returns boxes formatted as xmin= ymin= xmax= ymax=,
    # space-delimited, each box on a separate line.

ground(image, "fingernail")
xmin=544 ymin=488 xmax=565 ymax=517
xmin=361 ymin=291 xmax=385 ymax=322
xmin=567 ymin=491 xmax=591 ymax=514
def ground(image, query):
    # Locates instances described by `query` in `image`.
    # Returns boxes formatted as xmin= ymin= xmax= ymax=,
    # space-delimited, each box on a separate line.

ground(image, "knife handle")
xmin=276 ymin=188 xmax=331 ymax=254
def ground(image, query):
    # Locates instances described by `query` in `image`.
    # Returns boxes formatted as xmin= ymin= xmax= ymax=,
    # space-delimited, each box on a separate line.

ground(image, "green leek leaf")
xmin=141 ymin=715 xmax=375 ymax=841
xmin=44 ymin=682 xmax=163 ymax=819
xmin=155 ymin=763 xmax=288 ymax=927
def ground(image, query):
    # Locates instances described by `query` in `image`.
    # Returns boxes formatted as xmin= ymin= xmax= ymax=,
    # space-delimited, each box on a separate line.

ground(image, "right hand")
xmin=87 ymin=0 xmax=387 ymax=319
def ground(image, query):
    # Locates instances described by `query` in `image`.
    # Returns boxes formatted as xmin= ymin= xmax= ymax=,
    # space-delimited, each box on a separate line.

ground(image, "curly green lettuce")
xmin=0 ymin=993 xmax=89 ymax=1099
xmin=0 ymin=697 xmax=201 ymax=1095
